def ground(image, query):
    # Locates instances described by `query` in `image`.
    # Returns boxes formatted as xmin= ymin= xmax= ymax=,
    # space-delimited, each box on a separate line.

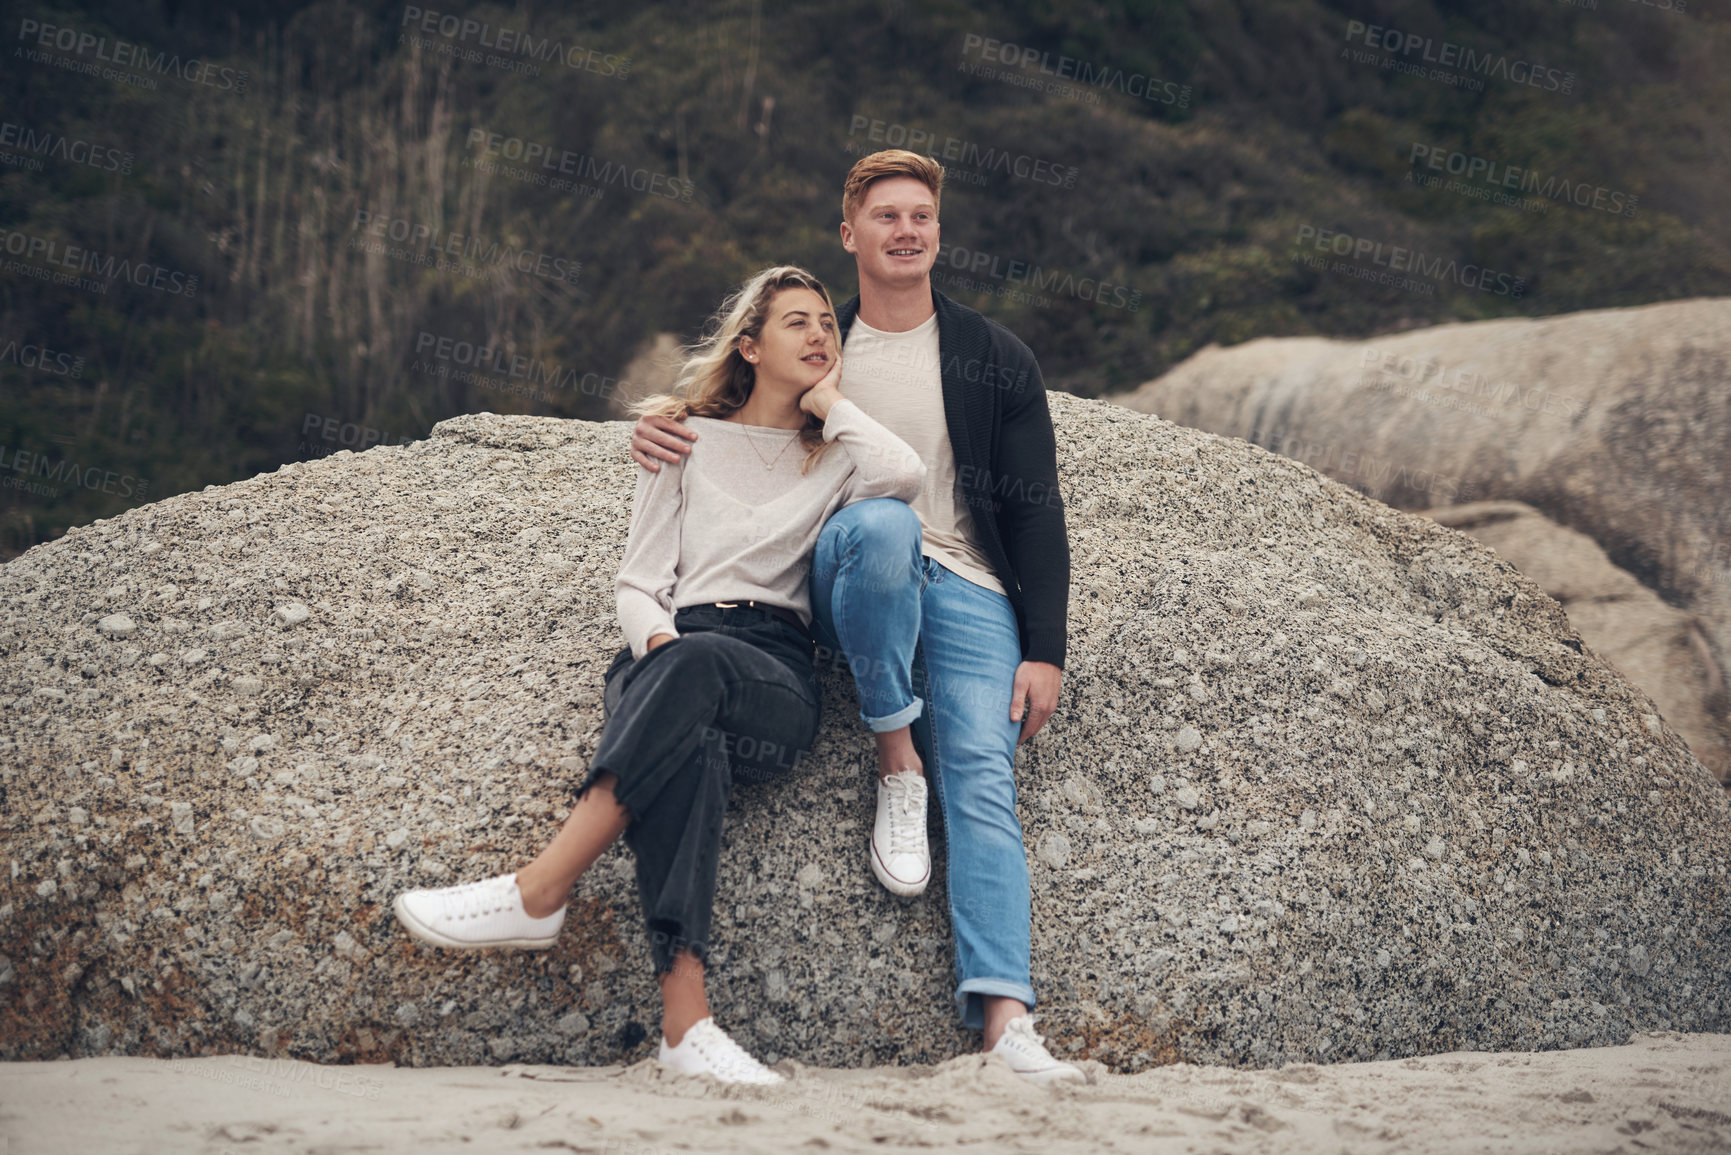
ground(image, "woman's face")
xmin=742 ymin=287 xmax=836 ymax=390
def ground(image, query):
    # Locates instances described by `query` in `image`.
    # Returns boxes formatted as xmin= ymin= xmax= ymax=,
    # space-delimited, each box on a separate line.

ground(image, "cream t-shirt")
xmin=841 ymin=313 xmax=1007 ymax=596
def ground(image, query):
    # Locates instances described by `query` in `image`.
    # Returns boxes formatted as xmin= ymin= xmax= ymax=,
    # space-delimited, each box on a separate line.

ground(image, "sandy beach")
xmin=3 ymin=1031 xmax=1727 ymax=1154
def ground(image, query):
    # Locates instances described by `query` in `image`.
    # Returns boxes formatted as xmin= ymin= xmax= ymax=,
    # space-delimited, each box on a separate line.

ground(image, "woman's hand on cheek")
xmin=799 ymin=353 xmax=844 ymax=420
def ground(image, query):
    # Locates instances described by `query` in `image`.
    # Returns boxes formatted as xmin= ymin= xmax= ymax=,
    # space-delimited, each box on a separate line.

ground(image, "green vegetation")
xmin=3 ymin=0 xmax=1726 ymax=556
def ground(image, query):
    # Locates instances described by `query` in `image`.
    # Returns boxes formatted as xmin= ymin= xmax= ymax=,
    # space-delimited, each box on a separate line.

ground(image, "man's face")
xmin=841 ymin=176 xmax=939 ymax=288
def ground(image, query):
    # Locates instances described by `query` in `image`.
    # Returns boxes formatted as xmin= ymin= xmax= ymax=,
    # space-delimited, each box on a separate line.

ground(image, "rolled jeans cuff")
xmin=956 ymin=978 xmax=1037 ymax=1029
xmin=863 ymin=696 xmax=923 ymax=733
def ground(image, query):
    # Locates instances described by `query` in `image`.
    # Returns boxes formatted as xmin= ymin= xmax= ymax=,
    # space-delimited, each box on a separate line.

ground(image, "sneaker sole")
xmin=656 ymin=1058 xmax=785 ymax=1085
xmin=869 ymin=838 xmax=930 ymax=897
xmin=1010 ymin=1064 xmax=1087 ymax=1084
xmin=391 ymin=893 xmax=561 ymax=951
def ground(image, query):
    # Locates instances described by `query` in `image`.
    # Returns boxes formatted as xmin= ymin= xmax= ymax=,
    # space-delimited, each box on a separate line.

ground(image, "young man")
xmin=630 ymin=150 xmax=1078 ymax=1082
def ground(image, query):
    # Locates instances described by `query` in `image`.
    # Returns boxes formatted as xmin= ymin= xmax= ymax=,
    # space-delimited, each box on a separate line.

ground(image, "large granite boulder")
xmin=2 ymin=393 xmax=1728 ymax=1073
xmin=1422 ymin=501 xmax=1730 ymax=780
xmin=1111 ymin=299 xmax=1731 ymax=781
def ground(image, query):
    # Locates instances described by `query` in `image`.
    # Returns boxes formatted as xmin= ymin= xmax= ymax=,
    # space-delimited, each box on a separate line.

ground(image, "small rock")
xmin=180 ymin=649 xmax=208 ymax=667
xmin=385 ymin=828 xmax=409 ymax=849
xmin=1424 ymin=836 xmax=1446 ymax=860
xmin=1175 ymin=726 xmax=1203 ymax=752
xmin=1174 ymin=785 xmax=1202 ymax=810
xmin=1037 ymin=832 xmax=1072 ymax=869
xmin=274 ymin=603 xmax=311 ymax=627
xmin=249 ymin=815 xmax=286 ymax=840
xmin=795 ymin=863 xmax=823 ymax=889
xmin=97 ymin=614 xmax=137 ymax=637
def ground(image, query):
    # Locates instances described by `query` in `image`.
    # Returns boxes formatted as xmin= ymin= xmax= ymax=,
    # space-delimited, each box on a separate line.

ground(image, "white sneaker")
xmin=392 ymin=872 xmax=564 ymax=950
xmin=658 ymin=1017 xmax=785 ymax=1085
xmin=871 ymin=771 xmax=931 ymax=896
xmin=991 ymin=1015 xmax=1086 ymax=1084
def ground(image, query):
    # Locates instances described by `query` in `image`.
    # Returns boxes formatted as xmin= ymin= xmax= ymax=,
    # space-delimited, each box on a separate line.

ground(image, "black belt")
xmin=686 ymin=600 xmax=810 ymax=636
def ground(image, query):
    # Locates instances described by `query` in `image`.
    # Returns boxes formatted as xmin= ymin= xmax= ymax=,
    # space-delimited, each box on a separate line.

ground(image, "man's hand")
xmin=631 ymin=413 xmax=697 ymax=472
xmin=1010 ymin=660 xmax=1061 ymax=745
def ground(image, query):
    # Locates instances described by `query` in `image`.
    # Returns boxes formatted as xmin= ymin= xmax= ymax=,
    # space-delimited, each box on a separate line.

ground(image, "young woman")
xmin=392 ymin=266 xmax=926 ymax=1084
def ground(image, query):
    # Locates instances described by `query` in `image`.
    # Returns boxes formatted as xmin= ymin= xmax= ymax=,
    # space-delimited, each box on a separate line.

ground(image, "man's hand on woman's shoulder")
xmin=631 ymin=413 xmax=698 ymax=472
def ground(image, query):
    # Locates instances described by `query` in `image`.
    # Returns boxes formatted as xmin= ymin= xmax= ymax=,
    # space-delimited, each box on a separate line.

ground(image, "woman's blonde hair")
xmin=628 ymin=265 xmax=840 ymax=475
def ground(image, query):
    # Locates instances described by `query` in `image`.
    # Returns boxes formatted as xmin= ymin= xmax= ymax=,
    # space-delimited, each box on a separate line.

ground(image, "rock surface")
xmin=2 ymin=394 xmax=1728 ymax=1072
xmin=1423 ymin=501 xmax=1730 ymax=779
xmin=1112 ymin=298 xmax=1731 ymax=780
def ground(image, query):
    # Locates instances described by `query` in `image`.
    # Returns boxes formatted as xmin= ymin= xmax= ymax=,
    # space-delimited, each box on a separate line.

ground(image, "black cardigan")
xmin=836 ymin=290 xmax=1071 ymax=669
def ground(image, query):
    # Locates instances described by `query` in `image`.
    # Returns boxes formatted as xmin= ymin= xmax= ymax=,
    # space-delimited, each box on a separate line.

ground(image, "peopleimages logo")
xmin=0 ymin=227 xmax=198 ymax=297
xmin=1293 ymin=225 xmax=1526 ymax=299
xmin=0 ymin=444 xmax=149 ymax=499
xmin=16 ymin=18 xmax=249 ymax=93
xmin=936 ymin=244 xmax=1143 ymax=310
xmin=399 ymin=7 xmax=630 ymax=77
xmin=349 ymin=208 xmax=582 ymax=284
xmin=961 ymin=33 xmax=1191 ymax=107
xmin=846 ymin=115 xmax=1077 ymax=188
xmin=410 ymin=330 xmax=641 ymax=405
xmin=0 ymin=120 xmax=133 ymax=174
xmin=1408 ymin=144 xmax=1637 ymax=218
xmin=300 ymin=413 xmax=416 ymax=455
xmin=1356 ymin=346 xmax=1586 ymax=423
xmin=462 ymin=128 xmax=692 ymax=201
xmin=0 ymin=334 xmax=85 ymax=378
xmin=1342 ymin=20 xmax=1575 ymax=94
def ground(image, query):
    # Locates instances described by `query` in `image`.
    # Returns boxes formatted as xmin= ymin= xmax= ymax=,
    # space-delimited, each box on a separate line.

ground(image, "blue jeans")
xmin=808 ymin=498 xmax=1034 ymax=1028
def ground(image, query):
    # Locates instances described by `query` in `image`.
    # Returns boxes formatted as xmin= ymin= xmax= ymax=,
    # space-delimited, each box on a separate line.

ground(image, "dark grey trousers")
xmin=587 ymin=604 xmax=821 ymax=974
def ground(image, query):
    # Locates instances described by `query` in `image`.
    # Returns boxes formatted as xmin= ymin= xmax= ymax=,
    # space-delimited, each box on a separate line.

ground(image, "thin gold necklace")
xmin=733 ymin=411 xmax=802 ymax=470
xmin=733 ymin=408 xmax=806 ymax=471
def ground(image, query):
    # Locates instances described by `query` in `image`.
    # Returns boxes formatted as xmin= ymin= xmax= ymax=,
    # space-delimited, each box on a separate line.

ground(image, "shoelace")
xmin=883 ymin=774 xmax=927 ymax=855
xmin=999 ymin=1015 xmax=1052 ymax=1056
xmin=688 ymin=1021 xmax=776 ymax=1081
xmin=441 ymin=876 xmax=513 ymax=922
